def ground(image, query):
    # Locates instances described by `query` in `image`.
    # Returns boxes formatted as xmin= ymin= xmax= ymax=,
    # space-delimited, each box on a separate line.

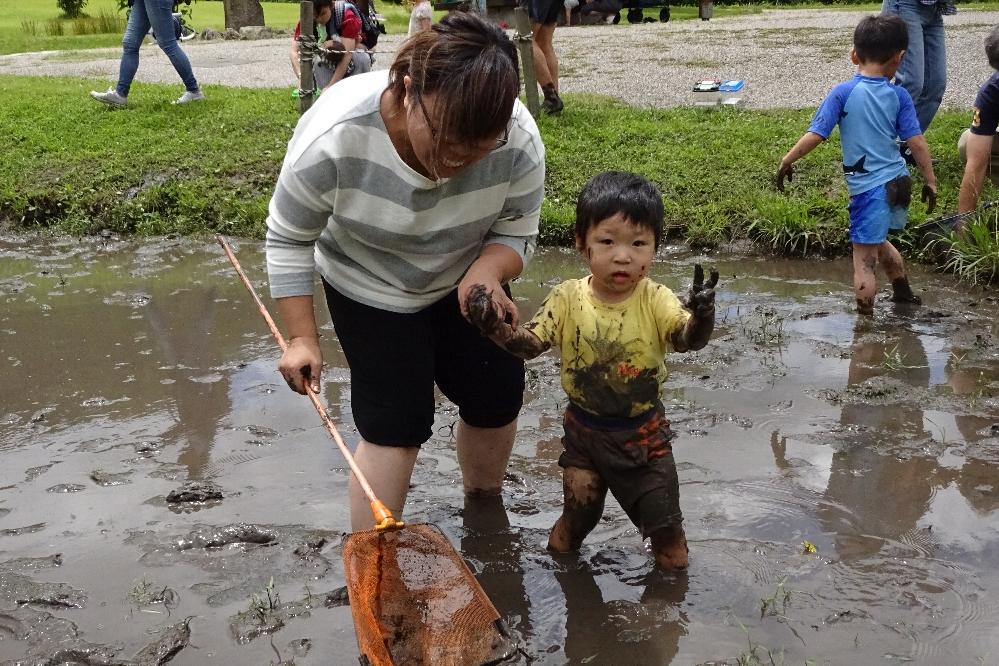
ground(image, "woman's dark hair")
xmin=853 ymin=14 xmax=908 ymax=64
xmin=313 ymin=0 xmax=333 ymax=12
xmin=388 ymin=12 xmax=520 ymax=149
xmin=575 ymin=171 xmax=665 ymax=249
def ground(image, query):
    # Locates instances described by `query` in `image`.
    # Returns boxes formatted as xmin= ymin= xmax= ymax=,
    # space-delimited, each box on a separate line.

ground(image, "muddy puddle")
xmin=1 ymin=234 xmax=997 ymax=665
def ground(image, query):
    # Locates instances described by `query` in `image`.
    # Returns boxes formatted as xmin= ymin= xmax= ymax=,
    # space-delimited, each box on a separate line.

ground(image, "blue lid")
xmin=718 ymin=80 xmax=745 ymax=92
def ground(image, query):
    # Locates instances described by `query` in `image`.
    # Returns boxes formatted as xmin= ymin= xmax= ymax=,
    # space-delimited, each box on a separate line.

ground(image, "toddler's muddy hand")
xmin=686 ymin=264 xmax=719 ymax=317
xmin=775 ymin=162 xmax=794 ymax=192
xmin=921 ymin=184 xmax=937 ymax=215
xmin=464 ymin=283 xmax=503 ymax=335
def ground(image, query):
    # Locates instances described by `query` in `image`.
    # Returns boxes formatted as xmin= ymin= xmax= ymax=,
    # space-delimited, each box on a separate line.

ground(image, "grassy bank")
xmin=2 ymin=0 xmax=418 ymax=55
xmin=1 ymin=75 xmax=995 ymax=281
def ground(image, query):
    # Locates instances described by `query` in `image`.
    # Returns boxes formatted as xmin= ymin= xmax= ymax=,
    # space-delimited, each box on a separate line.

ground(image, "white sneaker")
xmin=90 ymin=88 xmax=127 ymax=108
xmin=173 ymin=90 xmax=206 ymax=105
xmin=605 ymin=14 xmax=615 ymax=23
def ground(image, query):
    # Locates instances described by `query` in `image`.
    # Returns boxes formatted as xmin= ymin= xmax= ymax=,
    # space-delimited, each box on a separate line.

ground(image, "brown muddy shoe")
xmin=651 ymin=524 xmax=689 ymax=570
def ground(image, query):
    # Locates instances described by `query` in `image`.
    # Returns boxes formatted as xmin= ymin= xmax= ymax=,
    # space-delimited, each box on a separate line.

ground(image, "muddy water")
xmin=1 ymin=234 xmax=997 ymax=665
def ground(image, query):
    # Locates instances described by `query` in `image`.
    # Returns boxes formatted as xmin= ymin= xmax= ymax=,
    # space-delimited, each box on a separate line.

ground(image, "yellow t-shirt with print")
xmin=525 ymin=276 xmax=691 ymax=419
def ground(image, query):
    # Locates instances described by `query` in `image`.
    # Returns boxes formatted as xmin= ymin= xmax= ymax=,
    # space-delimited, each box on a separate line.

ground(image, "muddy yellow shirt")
xmin=526 ymin=277 xmax=691 ymax=419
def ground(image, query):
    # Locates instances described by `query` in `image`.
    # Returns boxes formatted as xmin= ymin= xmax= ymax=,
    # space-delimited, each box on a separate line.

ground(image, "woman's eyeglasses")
xmin=416 ymin=93 xmax=509 ymax=152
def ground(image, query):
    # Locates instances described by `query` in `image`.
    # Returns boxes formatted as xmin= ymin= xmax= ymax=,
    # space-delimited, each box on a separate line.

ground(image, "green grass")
xmin=0 ymin=75 xmax=994 ymax=281
xmin=0 ymin=0 xmax=421 ymax=55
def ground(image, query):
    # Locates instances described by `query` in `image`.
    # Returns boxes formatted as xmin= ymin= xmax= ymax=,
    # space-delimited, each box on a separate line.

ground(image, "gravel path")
xmin=2 ymin=8 xmax=997 ymax=109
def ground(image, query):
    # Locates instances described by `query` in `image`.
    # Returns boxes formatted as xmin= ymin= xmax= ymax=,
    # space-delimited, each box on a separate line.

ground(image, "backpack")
xmin=331 ymin=0 xmax=385 ymax=48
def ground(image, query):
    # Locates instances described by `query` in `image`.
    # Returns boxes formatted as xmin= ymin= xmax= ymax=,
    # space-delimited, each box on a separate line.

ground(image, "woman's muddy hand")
xmin=279 ymin=336 xmax=322 ymax=395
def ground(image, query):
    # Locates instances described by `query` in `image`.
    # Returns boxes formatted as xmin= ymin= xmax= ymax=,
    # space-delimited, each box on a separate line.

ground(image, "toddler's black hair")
xmin=853 ymin=14 xmax=908 ymax=64
xmin=575 ymin=171 xmax=665 ymax=249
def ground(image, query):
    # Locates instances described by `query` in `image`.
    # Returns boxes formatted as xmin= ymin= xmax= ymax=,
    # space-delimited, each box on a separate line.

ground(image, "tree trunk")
xmin=223 ymin=0 xmax=265 ymax=30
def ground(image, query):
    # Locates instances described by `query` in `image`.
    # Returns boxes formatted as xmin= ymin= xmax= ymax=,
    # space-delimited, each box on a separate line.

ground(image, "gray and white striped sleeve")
xmin=265 ymin=148 xmax=337 ymax=299
xmin=483 ymin=139 xmax=545 ymax=267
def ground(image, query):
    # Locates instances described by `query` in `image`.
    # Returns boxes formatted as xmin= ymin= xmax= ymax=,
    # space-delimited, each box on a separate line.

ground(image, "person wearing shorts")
xmin=469 ymin=171 xmax=720 ymax=571
xmin=265 ymin=14 xmax=545 ymax=530
xmin=777 ymin=15 xmax=937 ymax=316
xmin=527 ymin=0 xmax=565 ymax=113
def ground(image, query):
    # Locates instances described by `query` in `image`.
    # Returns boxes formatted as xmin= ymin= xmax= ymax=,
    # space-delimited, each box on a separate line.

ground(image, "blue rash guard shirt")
xmin=808 ymin=74 xmax=922 ymax=196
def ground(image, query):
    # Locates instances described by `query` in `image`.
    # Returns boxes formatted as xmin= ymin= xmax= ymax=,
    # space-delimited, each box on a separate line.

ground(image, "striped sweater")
xmin=265 ymin=70 xmax=546 ymax=313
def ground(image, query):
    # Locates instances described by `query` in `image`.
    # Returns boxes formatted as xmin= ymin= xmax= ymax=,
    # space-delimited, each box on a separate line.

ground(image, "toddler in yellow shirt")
xmin=467 ymin=171 xmax=718 ymax=570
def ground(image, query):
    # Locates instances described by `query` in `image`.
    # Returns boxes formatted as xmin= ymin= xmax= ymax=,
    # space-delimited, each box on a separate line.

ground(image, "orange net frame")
xmin=342 ymin=523 xmax=518 ymax=665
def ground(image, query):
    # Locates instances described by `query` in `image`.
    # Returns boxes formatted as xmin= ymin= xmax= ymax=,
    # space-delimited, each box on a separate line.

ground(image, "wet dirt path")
xmin=1 ymin=235 xmax=997 ymax=664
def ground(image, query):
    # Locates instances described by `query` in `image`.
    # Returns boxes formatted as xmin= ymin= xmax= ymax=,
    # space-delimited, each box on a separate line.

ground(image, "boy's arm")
xmin=904 ymin=134 xmax=938 ymax=214
xmin=487 ymin=323 xmax=550 ymax=360
xmin=466 ymin=284 xmax=550 ymax=360
xmin=671 ymin=264 xmax=718 ymax=353
xmin=776 ymin=132 xmax=825 ymax=192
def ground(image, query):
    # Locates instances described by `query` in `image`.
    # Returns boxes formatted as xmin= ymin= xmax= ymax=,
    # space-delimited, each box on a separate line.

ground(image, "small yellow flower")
xmin=802 ymin=540 xmax=817 ymax=554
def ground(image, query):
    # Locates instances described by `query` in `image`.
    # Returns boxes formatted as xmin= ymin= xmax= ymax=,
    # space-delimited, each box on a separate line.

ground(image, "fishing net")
xmin=343 ymin=523 xmax=518 ymax=666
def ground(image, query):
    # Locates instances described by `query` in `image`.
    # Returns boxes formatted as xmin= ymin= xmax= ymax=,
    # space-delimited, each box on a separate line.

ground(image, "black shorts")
xmin=323 ymin=280 xmax=525 ymax=447
xmin=527 ymin=0 xmax=563 ymax=25
xmin=559 ymin=403 xmax=682 ymax=537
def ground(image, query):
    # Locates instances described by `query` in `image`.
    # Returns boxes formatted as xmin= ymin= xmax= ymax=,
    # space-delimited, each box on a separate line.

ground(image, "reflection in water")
xmin=823 ymin=320 xmax=936 ymax=560
xmin=556 ymin=564 xmax=688 ymax=664
xmin=144 ymin=287 xmax=230 ymax=479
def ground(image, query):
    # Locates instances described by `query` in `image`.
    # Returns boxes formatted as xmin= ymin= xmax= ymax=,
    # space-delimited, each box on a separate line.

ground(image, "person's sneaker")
xmin=90 ymin=88 xmax=127 ymax=108
xmin=173 ymin=89 xmax=206 ymax=105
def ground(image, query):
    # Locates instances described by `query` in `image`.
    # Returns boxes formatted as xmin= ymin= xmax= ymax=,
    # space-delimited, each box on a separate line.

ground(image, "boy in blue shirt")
xmin=776 ymin=14 xmax=938 ymax=316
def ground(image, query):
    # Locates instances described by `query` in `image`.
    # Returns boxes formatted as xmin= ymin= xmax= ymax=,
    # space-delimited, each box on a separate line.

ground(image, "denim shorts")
xmin=559 ymin=403 xmax=682 ymax=537
xmin=848 ymin=183 xmax=909 ymax=244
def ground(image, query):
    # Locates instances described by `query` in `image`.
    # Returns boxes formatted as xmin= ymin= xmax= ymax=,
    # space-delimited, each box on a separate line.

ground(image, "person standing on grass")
xmin=957 ymin=25 xmax=999 ymax=223
xmin=266 ymin=13 xmax=545 ymax=530
xmin=527 ymin=0 xmax=564 ymax=114
xmin=90 ymin=0 xmax=204 ymax=108
xmin=776 ymin=15 xmax=937 ymax=316
xmin=882 ymin=0 xmax=955 ymax=162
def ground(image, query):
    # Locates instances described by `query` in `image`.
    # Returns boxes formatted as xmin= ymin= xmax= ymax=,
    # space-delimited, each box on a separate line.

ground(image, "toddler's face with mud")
xmin=577 ymin=213 xmax=655 ymax=303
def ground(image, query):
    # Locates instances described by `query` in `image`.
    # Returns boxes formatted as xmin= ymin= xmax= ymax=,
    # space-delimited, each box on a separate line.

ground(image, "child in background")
xmin=776 ymin=14 xmax=937 ymax=316
xmin=408 ymin=0 xmax=433 ymax=35
xmin=467 ymin=171 xmax=718 ymax=570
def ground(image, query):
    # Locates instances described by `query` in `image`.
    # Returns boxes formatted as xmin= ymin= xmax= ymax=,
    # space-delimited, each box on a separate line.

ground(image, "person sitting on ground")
xmin=469 ymin=171 xmax=718 ymax=571
xmin=776 ymin=14 xmax=937 ymax=316
xmin=579 ymin=0 xmax=623 ymax=24
xmin=957 ymin=24 xmax=999 ymax=223
xmin=408 ymin=0 xmax=433 ymax=35
xmin=290 ymin=0 xmax=373 ymax=92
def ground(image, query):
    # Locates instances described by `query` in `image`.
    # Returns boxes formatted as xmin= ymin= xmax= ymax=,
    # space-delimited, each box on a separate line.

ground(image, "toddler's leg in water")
xmin=548 ymin=467 xmax=607 ymax=552
xmin=650 ymin=523 xmax=689 ymax=570
xmin=880 ymin=241 xmax=921 ymax=304
xmin=851 ymin=243 xmax=879 ymax=316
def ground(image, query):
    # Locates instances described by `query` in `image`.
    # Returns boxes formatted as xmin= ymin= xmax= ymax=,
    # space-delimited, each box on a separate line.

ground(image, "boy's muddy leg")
xmin=456 ymin=419 xmax=516 ymax=496
xmin=879 ymin=241 xmax=921 ymax=304
xmin=851 ymin=243 xmax=879 ymax=316
xmin=548 ymin=467 xmax=608 ymax=552
xmin=650 ymin=523 xmax=689 ymax=570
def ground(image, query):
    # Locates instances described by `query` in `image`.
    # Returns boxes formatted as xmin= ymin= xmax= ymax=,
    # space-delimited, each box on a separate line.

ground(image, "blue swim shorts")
xmin=847 ymin=183 xmax=908 ymax=244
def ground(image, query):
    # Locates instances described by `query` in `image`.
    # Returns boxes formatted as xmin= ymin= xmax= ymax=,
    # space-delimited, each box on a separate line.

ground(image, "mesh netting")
xmin=342 ymin=523 xmax=517 ymax=665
